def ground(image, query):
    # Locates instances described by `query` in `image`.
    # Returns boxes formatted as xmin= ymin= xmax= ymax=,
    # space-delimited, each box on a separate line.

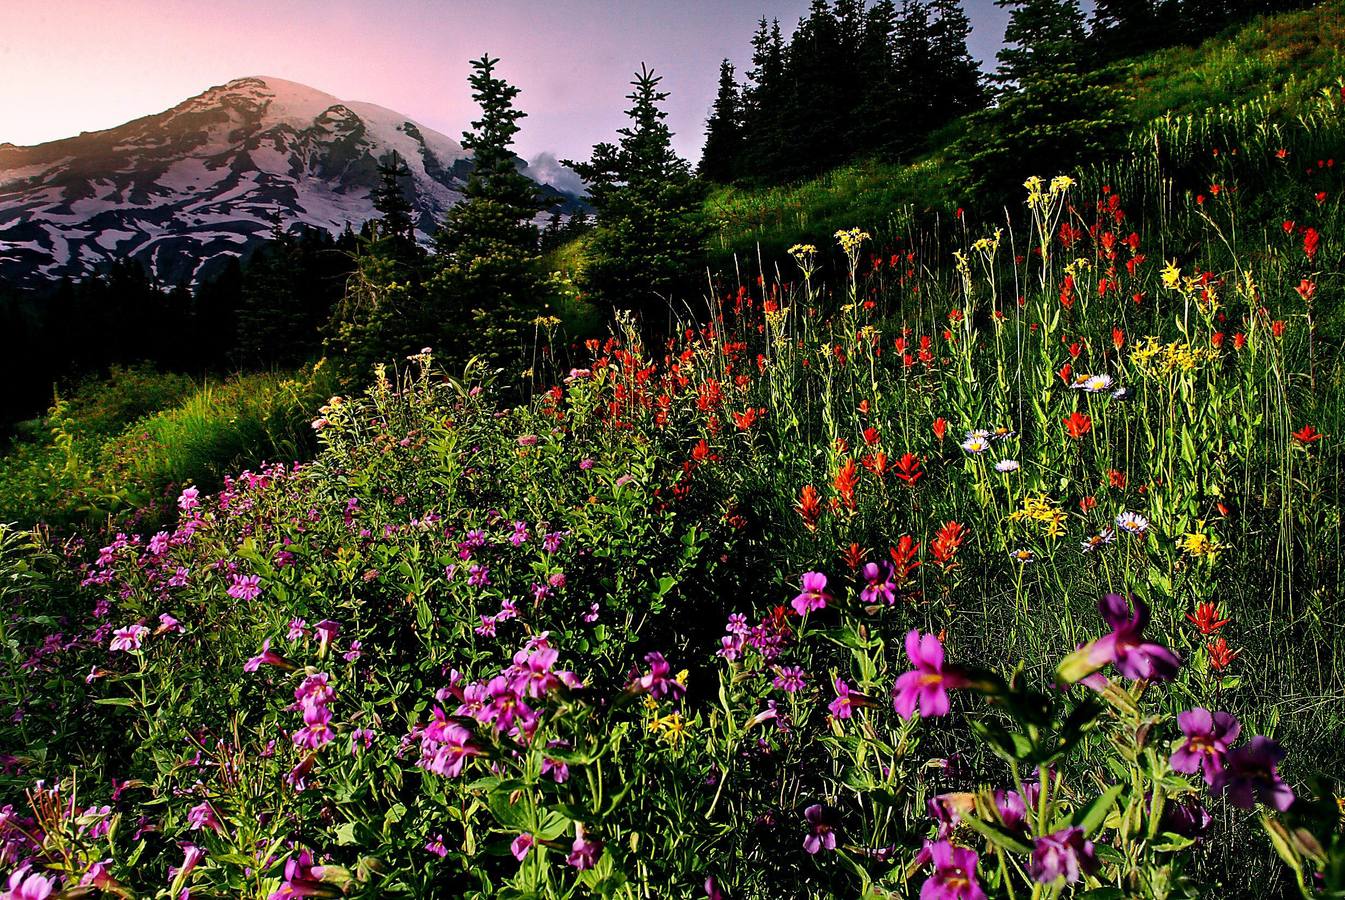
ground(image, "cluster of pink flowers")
xmin=291 ymin=673 xmax=335 ymax=751
xmin=411 ymin=635 xmax=583 ymax=780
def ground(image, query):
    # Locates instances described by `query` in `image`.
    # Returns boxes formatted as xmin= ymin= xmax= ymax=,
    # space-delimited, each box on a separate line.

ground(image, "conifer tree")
xmin=371 ymin=151 xmax=417 ymax=247
xmin=699 ymin=59 xmax=744 ymax=183
xmin=565 ymin=65 xmax=708 ymax=329
xmin=927 ymin=0 xmax=985 ymax=118
xmin=993 ymin=0 xmax=1087 ymax=89
xmin=329 ymin=54 xmax=550 ymax=379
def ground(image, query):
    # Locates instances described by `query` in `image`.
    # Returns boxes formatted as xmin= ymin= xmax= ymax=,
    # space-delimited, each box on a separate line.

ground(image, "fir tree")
xmin=565 ymin=65 xmax=708 ymax=329
xmin=371 ymin=150 xmax=417 ymax=247
xmin=699 ymin=59 xmax=744 ymax=183
xmin=927 ymin=0 xmax=985 ymax=118
xmin=993 ymin=0 xmax=1088 ymax=89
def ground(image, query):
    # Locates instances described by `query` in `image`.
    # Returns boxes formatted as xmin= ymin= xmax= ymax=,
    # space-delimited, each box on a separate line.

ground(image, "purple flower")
xmin=424 ymin=834 xmax=448 ymax=858
xmin=155 ymin=613 xmax=184 ymax=635
xmin=109 ymin=624 xmax=148 ymax=652
xmin=802 ymin=804 xmax=838 ymax=854
xmin=510 ymin=833 xmax=534 ymax=861
xmin=993 ymin=789 xmax=1028 ymax=833
xmin=468 ymin=565 xmax=491 ymax=588
xmin=292 ymin=701 xmax=335 ymax=750
xmin=1159 ymin=793 xmax=1212 ymax=838
xmin=177 ymin=486 xmax=200 ymax=511
xmin=860 ymin=561 xmax=897 ymax=605
xmin=893 ymin=630 xmax=968 ymax=719
xmin=1212 ymin=736 xmax=1295 ymax=811
xmin=226 ymin=574 xmax=262 ymax=602
xmin=828 ymin=678 xmax=856 ymax=719
xmin=791 ymin=572 xmax=830 ymax=617
xmin=3 ymin=867 xmax=54 ymax=900
xmin=583 ymin=602 xmax=600 ymax=623
xmin=1059 ymin=594 xmax=1180 ymax=684
xmin=772 ymin=666 xmax=806 ymax=693
xmin=186 ymin=802 xmax=219 ymax=832
xmin=314 ymin=620 xmax=340 ymax=648
xmin=287 ymin=618 xmax=309 ymax=641
xmin=1170 ymin=708 xmax=1240 ymax=784
xmin=1030 ymin=826 xmax=1096 ymax=885
xmin=920 ymin=840 xmax=985 ymax=900
xmin=579 ymin=458 xmax=595 ymax=470
xmin=243 ymin=639 xmax=292 ymax=673
xmin=636 ymin=652 xmax=685 ymax=700
xmin=567 ymin=825 xmax=601 ymax=870
xmin=342 ymin=640 xmax=363 ymax=662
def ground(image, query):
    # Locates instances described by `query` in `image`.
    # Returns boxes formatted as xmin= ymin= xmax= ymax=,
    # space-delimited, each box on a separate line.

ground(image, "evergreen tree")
xmin=853 ymin=0 xmax=903 ymax=156
xmin=740 ymin=18 xmax=789 ymax=179
xmin=370 ymin=151 xmax=419 ymax=259
xmin=927 ymin=0 xmax=985 ymax=118
xmin=699 ymin=59 xmax=744 ymax=183
xmin=329 ymin=54 xmax=550 ymax=379
xmin=892 ymin=0 xmax=937 ymax=141
xmin=565 ymin=65 xmax=708 ymax=329
xmin=782 ymin=1 xmax=852 ymax=178
xmin=993 ymin=0 xmax=1087 ymax=89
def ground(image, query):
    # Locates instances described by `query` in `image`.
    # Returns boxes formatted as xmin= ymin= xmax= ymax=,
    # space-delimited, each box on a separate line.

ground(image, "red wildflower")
xmin=797 ymin=485 xmax=822 ymax=530
xmin=862 ymin=426 xmax=882 ymax=446
xmin=1079 ymin=496 xmax=1098 ymax=512
xmin=1304 ymin=227 xmax=1320 ymax=260
xmin=1296 ymin=279 xmax=1317 ymax=302
xmin=933 ymin=418 xmax=947 ymax=442
xmin=1292 ymin=424 xmax=1323 ymax=444
xmin=861 ymin=452 xmax=891 ymax=477
xmin=889 ymin=536 xmax=921 ymax=583
xmin=1063 ymin=411 xmax=1092 ymax=440
xmin=834 ymin=459 xmax=860 ymax=511
xmin=930 ymin=521 xmax=966 ymax=571
xmin=894 ymin=452 xmax=923 ymax=486
xmin=1206 ymin=637 xmax=1241 ymax=671
xmin=1111 ymin=328 xmax=1124 ymax=350
xmin=1186 ymin=602 xmax=1230 ymax=636
xmin=1272 ymin=320 xmax=1286 ymax=338
xmin=1108 ymin=470 xmax=1127 ymax=489
xmin=842 ymin=542 xmax=868 ymax=570
xmin=732 ymin=408 xmax=762 ymax=431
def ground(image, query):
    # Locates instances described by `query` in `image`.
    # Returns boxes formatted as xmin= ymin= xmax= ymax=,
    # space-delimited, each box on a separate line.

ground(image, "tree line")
xmin=699 ymin=0 xmax=1317 ymax=187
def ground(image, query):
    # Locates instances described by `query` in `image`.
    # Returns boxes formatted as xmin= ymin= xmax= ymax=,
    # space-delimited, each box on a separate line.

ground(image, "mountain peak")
xmin=0 ymin=77 xmax=582 ymax=287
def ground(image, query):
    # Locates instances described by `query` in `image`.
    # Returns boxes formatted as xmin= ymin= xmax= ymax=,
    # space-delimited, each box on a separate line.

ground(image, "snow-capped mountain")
xmin=0 ymin=76 xmax=583 ymax=287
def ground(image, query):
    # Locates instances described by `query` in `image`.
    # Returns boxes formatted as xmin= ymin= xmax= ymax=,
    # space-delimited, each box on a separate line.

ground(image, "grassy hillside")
xmin=549 ymin=1 xmax=1345 ymax=275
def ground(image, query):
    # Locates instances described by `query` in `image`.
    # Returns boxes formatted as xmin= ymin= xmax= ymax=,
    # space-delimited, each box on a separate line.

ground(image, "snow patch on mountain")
xmin=0 ymin=76 xmax=584 ymax=287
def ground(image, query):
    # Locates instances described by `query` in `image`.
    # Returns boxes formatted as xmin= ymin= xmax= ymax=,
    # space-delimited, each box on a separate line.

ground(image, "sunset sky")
xmin=2 ymin=0 xmax=1023 ymax=164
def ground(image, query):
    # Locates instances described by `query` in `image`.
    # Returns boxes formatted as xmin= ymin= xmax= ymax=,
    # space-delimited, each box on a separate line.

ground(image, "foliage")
xmin=0 ymin=365 xmax=335 ymax=530
xmin=566 ymin=66 xmax=709 ymax=330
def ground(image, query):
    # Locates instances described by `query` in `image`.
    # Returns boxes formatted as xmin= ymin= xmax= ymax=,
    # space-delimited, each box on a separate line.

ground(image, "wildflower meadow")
xmin=4 ymin=30 xmax=1345 ymax=900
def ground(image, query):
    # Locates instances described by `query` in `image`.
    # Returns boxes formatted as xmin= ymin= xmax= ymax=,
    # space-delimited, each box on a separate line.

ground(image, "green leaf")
xmin=1072 ymin=785 xmax=1125 ymax=837
xmin=961 ymin=814 xmax=1033 ymax=855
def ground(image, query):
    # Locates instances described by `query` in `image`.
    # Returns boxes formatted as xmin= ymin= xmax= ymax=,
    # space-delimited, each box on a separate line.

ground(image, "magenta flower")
xmin=920 ymin=840 xmax=985 ymax=900
xmin=1030 ymin=826 xmax=1096 ymax=885
xmin=802 ymin=804 xmax=838 ymax=854
xmin=109 ymin=624 xmax=148 ymax=652
xmin=286 ymin=619 xmax=309 ymax=641
xmin=292 ymin=701 xmax=334 ymax=750
xmin=186 ymin=802 xmax=219 ymax=832
xmin=314 ymin=620 xmax=340 ymax=647
xmin=419 ymin=710 xmax=482 ymax=777
xmin=2 ymin=866 xmax=54 ymax=900
xmin=510 ymin=833 xmax=534 ymax=861
xmin=267 ymin=849 xmax=326 ymax=899
xmin=154 ymin=614 xmax=184 ymax=635
xmin=342 ymin=641 xmax=363 ymax=662
xmin=772 ymin=666 xmax=806 ymax=693
xmin=1170 ymin=708 xmax=1240 ymax=784
xmin=860 ymin=561 xmax=897 ymax=605
xmin=243 ymin=639 xmax=293 ymax=673
xmin=791 ymin=572 xmax=830 ymax=616
xmin=168 ymin=842 xmax=204 ymax=881
xmin=294 ymin=673 xmax=334 ymax=707
xmin=635 ymin=652 xmax=686 ymax=700
xmin=177 ymin=486 xmax=200 ymax=511
xmin=993 ymin=789 xmax=1028 ymax=834
xmin=226 ymin=574 xmax=262 ymax=601
xmin=828 ymin=678 xmax=856 ymax=719
xmin=1212 ymin=736 xmax=1295 ymax=811
xmin=424 ymin=835 xmax=448 ymax=858
xmin=893 ymin=631 xmax=968 ymax=719
xmin=1058 ymin=594 xmax=1180 ymax=684
xmin=567 ymin=825 xmax=602 ymax=870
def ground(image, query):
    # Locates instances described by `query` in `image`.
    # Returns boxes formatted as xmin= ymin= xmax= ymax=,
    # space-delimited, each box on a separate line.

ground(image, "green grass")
xmin=0 ymin=364 xmax=337 ymax=530
xmin=556 ymin=1 xmax=1345 ymax=278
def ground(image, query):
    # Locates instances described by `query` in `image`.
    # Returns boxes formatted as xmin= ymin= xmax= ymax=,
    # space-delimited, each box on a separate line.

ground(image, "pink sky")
xmin=1 ymin=0 xmax=1014 ymax=163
